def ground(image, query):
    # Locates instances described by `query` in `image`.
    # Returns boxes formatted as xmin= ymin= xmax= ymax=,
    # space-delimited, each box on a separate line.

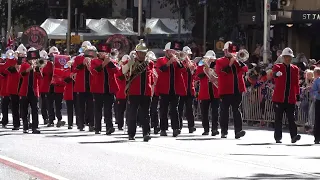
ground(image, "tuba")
xmin=236 ymin=49 xmax=250 ymax=62
xmin=201 ymin=58 xmax=218 ymax=88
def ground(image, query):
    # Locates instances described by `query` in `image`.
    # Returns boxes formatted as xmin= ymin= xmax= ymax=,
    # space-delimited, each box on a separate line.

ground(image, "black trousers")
xmin=54 ymin=93 xmax=63 ymax=122
xmin=314 ymin=100 xmax=320 ymax=141
xmin=77 ymin=92 xmax=94 ymax=129
xmin=1 ymin=96 xmax=10 ymax=126
xmin=115 ymin=99 xmax=126 ymax=129
xmin=66 ymin=95 xmax=78 ymax=126
xmin=20 ymin=94 xmax=38 ymax=130
xmin=93 ymin=93 xmax=114 ymax=131
xmin=159 ymin=94 xmax=180 ymax=131
xmin=220 ymin=94 xmax=243 ymax=135
xmin=200 ymin=98 xmax=220 ymax=132
xmin=274 ymin=102 xmax=297 ymax=140
xmin=10 ymin=94 xmax=20 ymax=128
xmin=178 ymin=96 xmax=195 ymax=129
xmin=150 ymin=95 xmax=159 ymax=128
xmin=40 ymin=93 xmax=55 ymax=121
xmin=127 ymin=95 xmax=151 ymax=136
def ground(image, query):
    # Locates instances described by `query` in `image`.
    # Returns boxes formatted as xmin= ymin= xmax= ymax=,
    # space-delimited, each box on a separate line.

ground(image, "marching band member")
xmin=156 ymin=41 xmax=186 ymax=137
xmin=19 ymin=48 xmax=42 ymax=134
xmin=115 ymin=54 xmax=128 ymax=130
xmin=272 ymin=47 xmax=301 ymax=143
xmin=4 ymin=49 xmax=21 ymax=130
xmin=90 ymin=48 xmax=119 ymax=135
xmin=196 ymin=50 xmax=220 ymax=136
xmin=39 ymin=49 xmax=53 ymax=125
xmin=73 ymin=41 xmax=95 ymax=131
xmin=0 ymin=55 xmax=10 ymax=128
xmin=178 ymin=46 xmax=196 ymax=133
xmin=150 ymin=54 xmax=160 ymax=134
xmin=122 ymin=39 xmax=153 ymax=141
xmin=63 ymin=57 xmax=77 ymax=129
xmin=215 ymin=41 xmax=248 ymax=139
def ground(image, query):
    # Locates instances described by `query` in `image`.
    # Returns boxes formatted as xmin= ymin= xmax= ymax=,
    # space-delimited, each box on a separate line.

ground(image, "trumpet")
xmin=235 ymin=49 xmax=249 ymax=62
xmin=36 ymin=59 xmax=47 ymax=68
xmin=202 ymin=58 xmax=218 ymax=88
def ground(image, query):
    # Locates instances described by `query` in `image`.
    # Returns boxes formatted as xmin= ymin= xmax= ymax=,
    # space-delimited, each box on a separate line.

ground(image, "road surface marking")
xmin=0 ymin=155 xmax=69 ymax=180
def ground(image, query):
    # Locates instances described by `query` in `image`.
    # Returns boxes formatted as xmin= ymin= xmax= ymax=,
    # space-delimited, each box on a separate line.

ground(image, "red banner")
xmin=52 ymin=55 xmax=70 ymax=85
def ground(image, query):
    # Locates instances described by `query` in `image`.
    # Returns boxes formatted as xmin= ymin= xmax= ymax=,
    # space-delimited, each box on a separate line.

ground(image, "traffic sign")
xmin=71 ymin=35 xmax=81 ymax=44
xmin=215 ymin=41 xmax=225 ymax=51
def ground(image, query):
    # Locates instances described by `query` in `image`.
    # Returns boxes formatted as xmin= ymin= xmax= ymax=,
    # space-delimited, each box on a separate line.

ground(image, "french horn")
xmin=201 ymin=58 xmax=218 ymax=88
xmin=236 ymin=49 xmax=249 ymax=62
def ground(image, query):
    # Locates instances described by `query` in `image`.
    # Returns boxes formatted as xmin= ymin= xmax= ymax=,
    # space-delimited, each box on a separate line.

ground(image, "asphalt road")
xmin=1 ymin=116 xmax=320 ymax=180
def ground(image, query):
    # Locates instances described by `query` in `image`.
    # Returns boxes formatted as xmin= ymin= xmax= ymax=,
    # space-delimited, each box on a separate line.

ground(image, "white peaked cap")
xmin=281 ymin=47 xmax=294 ymax=57
xmin=5 ymin=49 xmax=15 ymax=59
xmin=86 ymin=45 xmax=97 ymax=51
xmin=146 ymin=51 xmax=157 ymax=61
xmin=182 ymin=46 xmax=192 ymax=54
xmin=223 ymin=41 xmax=232 ymax=50
xmin=17 ymin=44 xmax=27 ymax=55
xmin=81 ymin=41 xmax=92 ymax=48
xmin=121 ymin=55 xmax=130 ymax=62
xmin=164 ymin=42 xmax=171 ymax=51
xmin=40 ymin=50 xmax=48 ymax=59
xmin=28 ymin=47 xmax=37 ymax=52
xmin=49 ymin=46 xmax=60 ymax=54
xmin=203 ymin=50 xmax=216 ymax=59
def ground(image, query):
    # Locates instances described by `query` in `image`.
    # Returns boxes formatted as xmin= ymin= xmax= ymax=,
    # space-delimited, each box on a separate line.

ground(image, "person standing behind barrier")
xmin=311 ymin=68 xmax=320 ymax=144
xmin=196 ymin=50 xmax=220 ymax=136
xmin=272 ymin=47 xmax=301 ymax=144
xmin=215 ymin=41 xmax=248 ymax=139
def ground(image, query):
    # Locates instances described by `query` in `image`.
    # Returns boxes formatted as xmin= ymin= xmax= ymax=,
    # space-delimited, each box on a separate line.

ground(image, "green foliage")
xmin=160 ymin=0 xmax=239 ymax=40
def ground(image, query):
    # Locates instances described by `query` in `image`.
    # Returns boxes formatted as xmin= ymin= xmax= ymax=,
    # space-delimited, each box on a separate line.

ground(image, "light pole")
xmin=203 ymin=2 xmax=207 ymax=54
xmin=67 ymin=0 xmax=71 ymax=54
xmin=177 ymin=0 xmax=181 ymax=41
xmin=7 ymin=0 xmax=12 ymax=42
xmin=138 ymin=0 xmax=142 ymax=37
xmin=263 ymin=0 xmax=270 ymax=64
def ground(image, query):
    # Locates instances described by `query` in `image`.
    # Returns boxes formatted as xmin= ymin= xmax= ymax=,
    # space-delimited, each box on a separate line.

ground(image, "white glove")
xmin=122 ymin=64 xmax=130 ymax=74
xmin=276 ymin=71 xmax=282 ymax=77
xmin=296 ymin=101 xmax=301 ymax=106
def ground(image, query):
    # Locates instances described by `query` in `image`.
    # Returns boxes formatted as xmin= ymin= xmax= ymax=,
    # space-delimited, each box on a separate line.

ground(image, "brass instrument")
xmin=36 ymin=59 xmax=47 ymax=68
xmin=202 ymin=58 xmax=218 ymax=88
xmin=236 ymin=49 xmax=249 ymax=62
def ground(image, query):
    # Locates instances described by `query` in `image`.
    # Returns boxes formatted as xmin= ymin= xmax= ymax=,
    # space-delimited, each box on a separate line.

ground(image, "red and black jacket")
xmin=155 ymin=56 xmax=186 ymax=96
xmin=0 ymin=63 xmax=9 ymax=97
xmin=39 ymin=61 xmax=53 ymax=93
xmin=215 ymin=57 xmax=248 ymax=96
xmin=72 ymin=55 xmax=94 ymax=93
xmin=18 ymin=62 xmax=41 ymax=97
xmin=272 ymin=63 xmax=300 ymax=104
xmin=181 ymin=60 xmax=196 ymax=97
xmin=115 ymin=70 xmax=126 ymax=99
xmin=63 ymin=68 xmax=75 ymax=101
xmin=4 ymin=59 xmax=20 ymax=95
xmin=90 ymin=58 xmax=119 ymax=94
xmin=195 ymin=62 xmax=219 ymax=100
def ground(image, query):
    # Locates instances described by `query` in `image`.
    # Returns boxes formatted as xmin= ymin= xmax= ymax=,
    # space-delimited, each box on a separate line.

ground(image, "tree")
xmin=159 ymin=0 xmax=240 ymax=41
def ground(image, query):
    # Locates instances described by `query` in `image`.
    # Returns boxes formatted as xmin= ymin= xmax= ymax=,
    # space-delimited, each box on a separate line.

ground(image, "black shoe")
xmin=43 ymin=119 xmax=48 ymax=125
xmin=160 ymin=130 xmax=167 ymax=136
xmin=291 ymin=135 xmax=301 ymax=143
xmin=221 ymin=133 xmax=227 ymax=138
xmin=12 ymin=127 xmax=19 ymax=131
xmin=56 ymin=121 xmax=62 ymax=128
xmin=95 ymin=131 xmax=100 ymax=134
xmin=154 ymin=127 xmax=160 ymax=134
xmin=211 ymin=130 xmax=219 ymax=136
xmin=143 ymin=134 xmax=151 ymax=142
xmin=202 ymin=131 xmax=209 ymax=135
xmin=118 ymin=127 xmax=123 ymax=131
xmin=79 ymin=128 xmax=84 ymax=131
xmin=129 ymin=136 xmax=135 ymax=140
xmin=2 ymin=125 xmax=6 ymax=129
xmin=189 ymin=127 xmax=196 ymax=133
xmin=235 ymin=130 xmax=246 ymax=139
xmin=47 ymin=123 xmax=54 ymax=127
xmin=61 ymin=121 xmax=66 ymax=126
xmin=276 ymin=140 xmax=282 ymax=143
xmin=68 ymin=126 xmax=73 ymax=129
xmin=315 ymin=140 xmax=320 ymax=144
xmin=32 ymin=129 xmax=41 ymax=134
xmin=23 ymin=130 xmax=28 ymax=133
xmin=89 ymin=126 xmax=95 ymax=132
xmin=106 ymin=127 xmax=115 ymax=135
xmin=173 ymin=129 xmax=180 ymax=137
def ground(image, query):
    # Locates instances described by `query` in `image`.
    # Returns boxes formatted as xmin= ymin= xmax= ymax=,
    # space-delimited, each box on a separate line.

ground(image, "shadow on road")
xmin=220 ymin=173 xmax=319 ymax=179
xmin=237 ymin=143 xmax=280 ymax=146
xmin=228 ymin=153 xmax=289 ymax=157
xmin=79 ymin=140 xmax=128 ymax=144
xmin=176 ymin=137 xmax=224 ymax=141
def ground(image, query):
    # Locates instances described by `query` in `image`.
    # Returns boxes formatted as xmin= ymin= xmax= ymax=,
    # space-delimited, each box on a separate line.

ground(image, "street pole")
xmin=75 ymin=8 xmax=78 ymax=35
xmin=138 ymin=0 xmax=142 ymax=37
xmin=67 ymin=0 xmax=71 ymax=54
xmin=177 ymin=0 xmax=181 ymax=41
xmin=203 ymin=3 xmax=207 ymax=54
xmin=7 ymin=0 xmax=11 ymax=42
xmin=263 ymin=0 xmax=270 ymax=64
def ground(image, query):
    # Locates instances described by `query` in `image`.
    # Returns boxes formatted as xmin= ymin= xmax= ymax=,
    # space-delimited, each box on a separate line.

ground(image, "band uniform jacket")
xmin=115 ymin=70 xmax=126 ymax=99
xmin=4 ymin=59 xmax=20 ymax=95
xmin=123 ymin=59 xmax=154 ymax=96
xmin=0 ymin=63 xmax=9 ymax=96
xmin=181 ymin=60 xmax=196 ymax=97
xmin=63 ymin=68 xmax=74 ymax=101
xmin=215 ymin=57 xmax=248 ymax=96
xmin=90 ymin=58 xmax=119 ymax=94
xmin=155 ymin=57 xmax=186 ymax=96
xmin=18 ymin=62 xmax=41 ymax=97
xmin=72 ymin=55 xmax=94 ymax=93
xmin=153 ymin=68 xmax=159 ymax=96
xmin=39 ymin=61 xmax=53 ymax=93
xmin=195 ymin=64 xmax=219 ymax=100
xmin=272 ymin=63 xmax=300 ymax=104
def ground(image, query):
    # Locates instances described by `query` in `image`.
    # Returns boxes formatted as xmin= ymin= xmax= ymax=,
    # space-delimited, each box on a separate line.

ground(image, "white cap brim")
xmin=204 ymin=56 xmax=216 ymax=59
xmin=281 ymin=54 xmax=294 ymax=57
